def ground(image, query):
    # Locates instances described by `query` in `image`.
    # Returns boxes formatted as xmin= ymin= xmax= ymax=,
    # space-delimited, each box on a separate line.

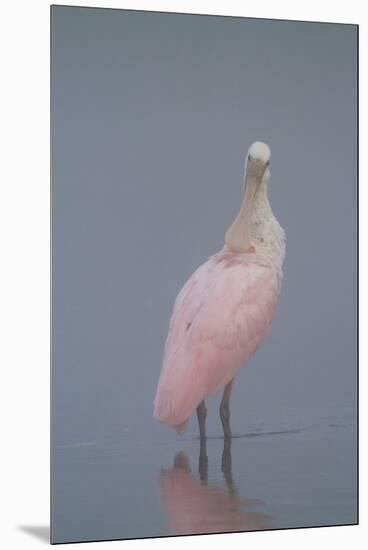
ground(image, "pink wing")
xmin=153 ymin=249 xmax=279 ymax=432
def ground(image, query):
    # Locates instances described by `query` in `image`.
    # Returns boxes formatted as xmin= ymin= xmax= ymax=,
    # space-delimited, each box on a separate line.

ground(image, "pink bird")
xmin=153 ymin=142 xmax=286 ymax=438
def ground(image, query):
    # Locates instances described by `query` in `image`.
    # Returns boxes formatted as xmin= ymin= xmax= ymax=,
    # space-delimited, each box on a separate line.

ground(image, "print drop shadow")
xmin=18 ymin=525 xmax=50 ymax=544
xmin=158 ymin=437 xmax=272 ymax=534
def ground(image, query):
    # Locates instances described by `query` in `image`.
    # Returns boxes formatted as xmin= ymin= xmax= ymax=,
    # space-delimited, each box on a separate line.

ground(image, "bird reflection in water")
xmin=159 ymin=438 xmax=272 ymax=535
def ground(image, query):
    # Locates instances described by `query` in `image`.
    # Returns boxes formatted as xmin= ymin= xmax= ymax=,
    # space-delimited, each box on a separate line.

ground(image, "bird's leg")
xmin=220 ymin=378 xmax=234 ymax=439
xmin=197 ymin=400 xmax=208 ymax=483
xmin=196 ymin=399 xmax=207 ymax=440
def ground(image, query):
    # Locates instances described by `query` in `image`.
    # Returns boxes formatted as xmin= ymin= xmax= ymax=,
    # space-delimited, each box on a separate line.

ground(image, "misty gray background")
xmin=51 ymin=6 xmax=357 ymax=543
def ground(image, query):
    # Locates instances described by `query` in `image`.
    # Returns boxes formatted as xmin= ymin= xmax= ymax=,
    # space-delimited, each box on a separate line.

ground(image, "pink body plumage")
xmin=153 ymin=246 xmax=280 ymax=434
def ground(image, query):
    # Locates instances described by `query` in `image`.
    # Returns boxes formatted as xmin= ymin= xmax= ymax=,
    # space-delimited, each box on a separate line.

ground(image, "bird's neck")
xmin=250 ymin=184 xmax=286 ymax=281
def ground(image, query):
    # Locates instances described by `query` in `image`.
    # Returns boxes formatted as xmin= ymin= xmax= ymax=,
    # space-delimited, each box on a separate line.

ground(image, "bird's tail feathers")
xmin=174 ymin=420 xmax=188 ymax=435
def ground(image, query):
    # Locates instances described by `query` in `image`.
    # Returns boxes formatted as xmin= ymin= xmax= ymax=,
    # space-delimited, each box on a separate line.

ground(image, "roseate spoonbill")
xmin=153 ymin=141 xmax=285 ymax=438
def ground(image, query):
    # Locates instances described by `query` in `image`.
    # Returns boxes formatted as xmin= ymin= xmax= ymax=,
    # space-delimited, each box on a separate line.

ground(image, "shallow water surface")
xmin=51 ymin=407 xmax=357 ymax=543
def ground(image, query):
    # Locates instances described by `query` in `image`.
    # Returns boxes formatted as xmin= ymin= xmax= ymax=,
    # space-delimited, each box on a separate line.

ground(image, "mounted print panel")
xmin=51 ymin=5 xmax=358 ymax=544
